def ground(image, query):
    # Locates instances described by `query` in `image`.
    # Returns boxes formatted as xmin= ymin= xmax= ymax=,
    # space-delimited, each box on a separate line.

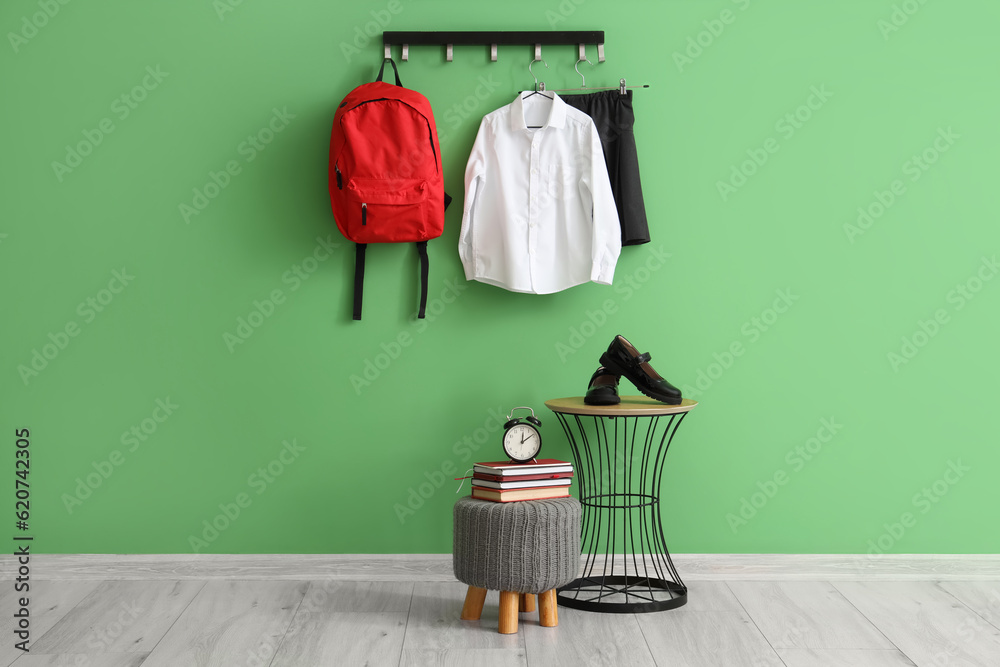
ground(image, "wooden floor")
xmin=3 ymin=579 xmax=1000 ymax=666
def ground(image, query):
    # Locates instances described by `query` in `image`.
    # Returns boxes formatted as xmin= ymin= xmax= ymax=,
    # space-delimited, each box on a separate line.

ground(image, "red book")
xmin=473 ymin=459 xmax=573 ymax=477
xmin=471 ymin=486 xmax=571 ymax=503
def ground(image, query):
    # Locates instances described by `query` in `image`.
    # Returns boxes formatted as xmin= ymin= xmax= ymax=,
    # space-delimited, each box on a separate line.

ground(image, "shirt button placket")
xmin=528 ymin=136 xmax=540 ymax=289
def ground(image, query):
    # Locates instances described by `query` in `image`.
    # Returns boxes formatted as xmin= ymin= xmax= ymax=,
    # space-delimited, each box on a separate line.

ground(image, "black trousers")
xmin=562 ymin=89 xmax=650 ymax=246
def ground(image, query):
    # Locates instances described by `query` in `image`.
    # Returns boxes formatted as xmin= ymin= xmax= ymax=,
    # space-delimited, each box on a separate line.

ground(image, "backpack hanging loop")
xmin=376 ymin=57 xmax=402 ymax=87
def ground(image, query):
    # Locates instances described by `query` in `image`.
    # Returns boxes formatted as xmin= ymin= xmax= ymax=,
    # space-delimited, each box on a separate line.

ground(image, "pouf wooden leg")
xmin=498 ymin=591 xmax=519 ymax=634
xmin=538 ymin=589 xmax=558 ymax=627
xmin=519 ymin=593 xmax=536 ymax=613
xmin=461 ymin=586 xmax=487 ymax=621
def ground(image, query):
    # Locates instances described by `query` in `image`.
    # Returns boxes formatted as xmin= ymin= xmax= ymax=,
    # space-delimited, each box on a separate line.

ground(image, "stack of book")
xmin=470 ymin=459 xmax=574 ymax=502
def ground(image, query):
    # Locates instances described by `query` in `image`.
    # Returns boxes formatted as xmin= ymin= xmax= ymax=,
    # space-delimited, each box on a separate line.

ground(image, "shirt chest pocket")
xmin=543 ymin=164 xmax=567 ymax=203
xmin=549 ymin=163 xmax=584 ymax=205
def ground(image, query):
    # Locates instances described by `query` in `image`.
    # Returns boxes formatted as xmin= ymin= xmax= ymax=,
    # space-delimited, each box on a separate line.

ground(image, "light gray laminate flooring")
xmin=7 ymin=579 xmax=1000 ymax=666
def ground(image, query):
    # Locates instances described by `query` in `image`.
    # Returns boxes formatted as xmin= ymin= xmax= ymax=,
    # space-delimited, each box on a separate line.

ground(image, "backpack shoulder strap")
xmin=353 ymin=243 xmax=366 ymax=320
xmin=354 ymin=243 xmax=429 ymax=321
xmin=416 ymin=241 xmax=428 ymax=319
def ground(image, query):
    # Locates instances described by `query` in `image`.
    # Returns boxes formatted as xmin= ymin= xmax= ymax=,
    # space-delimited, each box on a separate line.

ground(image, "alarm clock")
xmin=502 ymin=406 xmax=542 ymax=463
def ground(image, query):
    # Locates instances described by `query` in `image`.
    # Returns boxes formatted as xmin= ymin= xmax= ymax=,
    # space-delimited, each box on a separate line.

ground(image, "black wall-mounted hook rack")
xmin=382 ymin=31 xmax=605 ymax=63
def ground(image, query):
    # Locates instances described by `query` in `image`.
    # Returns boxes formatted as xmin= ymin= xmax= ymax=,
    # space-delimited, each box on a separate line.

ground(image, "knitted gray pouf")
xmin=453 ymin=496 xmax=581 ymax=594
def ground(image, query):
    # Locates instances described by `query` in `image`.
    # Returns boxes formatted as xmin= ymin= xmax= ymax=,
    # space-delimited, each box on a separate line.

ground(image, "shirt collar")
xmin=510 ymin=91 xmax=566 ymax=132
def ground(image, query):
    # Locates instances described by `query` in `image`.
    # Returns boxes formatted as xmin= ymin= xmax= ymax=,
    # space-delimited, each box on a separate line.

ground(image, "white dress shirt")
xmin=458 ymin=92 xmax=622 ymax=294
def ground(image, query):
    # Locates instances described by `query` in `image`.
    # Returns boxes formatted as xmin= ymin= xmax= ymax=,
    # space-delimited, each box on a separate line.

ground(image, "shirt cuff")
xmin=461 ymin=254 xmax=476 ymax=281
xmin=591 ymin=256 xmax=616 ymax=285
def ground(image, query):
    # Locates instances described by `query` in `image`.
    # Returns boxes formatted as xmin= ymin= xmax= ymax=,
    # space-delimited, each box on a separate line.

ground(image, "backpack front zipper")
xmin=361 ymin=202 xmax=367 ymax=225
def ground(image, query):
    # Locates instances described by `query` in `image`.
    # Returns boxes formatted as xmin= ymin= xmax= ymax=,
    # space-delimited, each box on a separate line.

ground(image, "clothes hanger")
xmin=575 ymin=52 xmax=592 ymax=88
xmin=549 ymin=45 xmax=650 ymax=95
xmin=552 ymin=76 xmax=650 ymax=95
xmin=522 ymin=51 xmax=553 ymax=99
xmin=522 ymin=47 xmax=553 ymax=129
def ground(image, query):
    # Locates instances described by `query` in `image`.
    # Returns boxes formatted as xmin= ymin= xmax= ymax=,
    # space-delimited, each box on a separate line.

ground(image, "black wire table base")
xmin=558 ymin=575 xmax=687 ymax=613
xmin=546 ymin=397 xmax=697 ymax=614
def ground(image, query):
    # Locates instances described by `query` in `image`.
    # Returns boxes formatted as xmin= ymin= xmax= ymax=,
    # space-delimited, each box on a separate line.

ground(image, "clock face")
xmin=503 ymin=423 xmax=541 ymax=462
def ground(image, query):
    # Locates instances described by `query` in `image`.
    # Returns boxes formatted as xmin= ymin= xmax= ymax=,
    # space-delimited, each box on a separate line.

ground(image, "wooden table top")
xmin=544 ymin=396 xmax=698 ymax=417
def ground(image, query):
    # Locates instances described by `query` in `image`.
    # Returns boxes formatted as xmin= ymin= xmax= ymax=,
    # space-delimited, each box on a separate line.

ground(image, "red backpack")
xmin=329 ymin=59 xmax=448 ymax=320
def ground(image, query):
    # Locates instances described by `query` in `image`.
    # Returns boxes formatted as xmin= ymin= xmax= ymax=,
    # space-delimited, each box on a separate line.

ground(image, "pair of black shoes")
xmin=584 ymin=335 xmax=683 ymax=406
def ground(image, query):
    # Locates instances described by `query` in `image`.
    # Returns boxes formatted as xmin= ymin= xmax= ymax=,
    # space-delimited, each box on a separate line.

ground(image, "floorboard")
xmin=270 ymin=611 xmax=407 ymax=666
xmin=399 ymin=648 xmax=527 ymax=667
xmin=938 ymin=580 xmax=1000 ymax=629
xmin=523 ymin=606 xmax=656 ymax=667
xmin=835 ymin=580 xmax=1000 ymax=667
xmin=12 ymin=654 xmax=148 ymax=667
xmin=636 ymin=610 xmax=784 ymax=667
xmin=728 ymin=581 xmax=894 ymax=649
xmin=682 ymin=581 xmax=743 ymax=612
xmin=297 ymin=580 xmax=413 ymax=613
xmin=0 ymin=581 xmax=99 ymax=667
xmin=138 ymin=580 xmax=306 ymax=667
xmin=29 ymin=580 xmax=204 ymax=655
xmin=775 ymin=648 xmax=917 ymax=666
xmin=401 ymin=582 xmax=524 ymax=651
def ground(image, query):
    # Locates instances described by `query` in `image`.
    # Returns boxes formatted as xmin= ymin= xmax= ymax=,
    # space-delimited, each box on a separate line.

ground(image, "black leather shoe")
xmin=584 ymin=366 xmax=621 ymax=405
xmin=599 ymin=335 xmax=682 ymax=404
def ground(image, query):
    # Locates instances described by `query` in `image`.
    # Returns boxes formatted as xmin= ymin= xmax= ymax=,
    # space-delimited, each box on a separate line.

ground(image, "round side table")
xmin=544 ymin=396 xmax=698 ymax=613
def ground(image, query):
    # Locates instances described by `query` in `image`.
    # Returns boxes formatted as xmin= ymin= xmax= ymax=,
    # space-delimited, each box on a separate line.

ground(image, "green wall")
xmin=3 ymin=0 xmax=998 ymax=555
